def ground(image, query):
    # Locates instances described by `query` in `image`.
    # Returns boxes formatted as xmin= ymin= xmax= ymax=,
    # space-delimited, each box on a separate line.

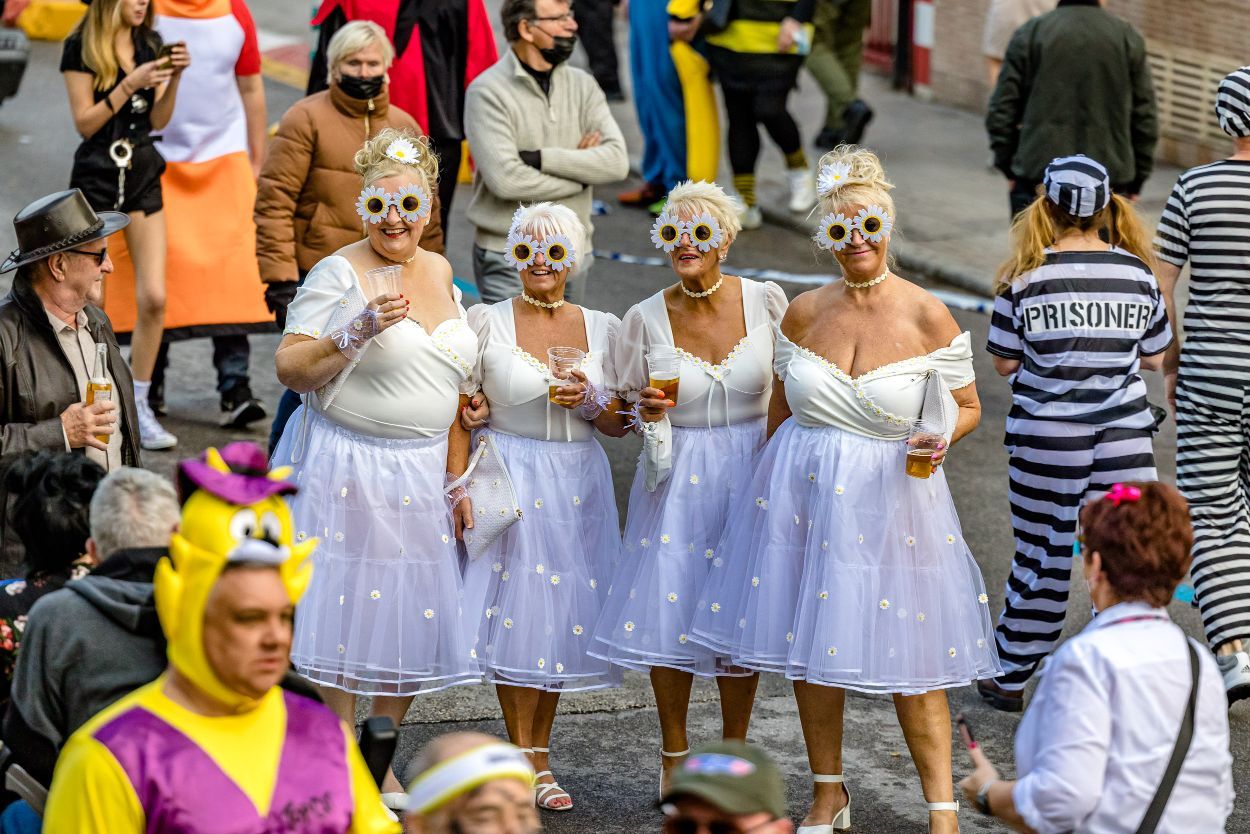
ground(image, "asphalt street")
xmin=0 ymin=9 xmax=1245 ymax=832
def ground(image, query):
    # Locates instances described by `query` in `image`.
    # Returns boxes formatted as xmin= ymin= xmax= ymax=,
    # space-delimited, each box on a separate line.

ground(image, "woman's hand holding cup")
xmin=551 ymin=367 xmax=589 ymax=410
xmin=368 ymin=292 xmax=408 ymax=332
xmin=638 ymin=386 xmax=673 ymax=422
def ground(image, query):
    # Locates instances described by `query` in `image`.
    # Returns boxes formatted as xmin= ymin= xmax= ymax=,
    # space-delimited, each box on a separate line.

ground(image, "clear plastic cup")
xmin=905 ymin=421 xmax=944 ymax=479
xmin=646 ymin=346 xmax=681 ymax=405
xmin=363 ymin=265 xmax=402 ymax=302
xmin=547 ymin=346 xmax=586 ymax=404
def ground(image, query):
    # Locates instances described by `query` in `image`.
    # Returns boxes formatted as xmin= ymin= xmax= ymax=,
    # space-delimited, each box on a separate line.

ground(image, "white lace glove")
xmin=328 ymin=308 xmax=381 ymax=361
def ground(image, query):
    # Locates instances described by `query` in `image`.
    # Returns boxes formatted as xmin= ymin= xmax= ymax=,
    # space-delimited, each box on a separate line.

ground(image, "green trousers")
xmin=806 ymin=0 xmax=872 ymax=130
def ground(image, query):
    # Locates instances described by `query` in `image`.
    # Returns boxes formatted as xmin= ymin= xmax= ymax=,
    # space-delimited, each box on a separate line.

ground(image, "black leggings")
xmin=723 ymin=86 xmax=803 ymax=175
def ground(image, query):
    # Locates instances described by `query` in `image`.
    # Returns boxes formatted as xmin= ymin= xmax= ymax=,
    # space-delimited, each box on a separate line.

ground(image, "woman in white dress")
xmin=460 ymin=203 xmax=623 ymax=812
xmin=690 ymin=148 xmax=1000 ymax=834
xmin=272 ymin=128 xmax=478 ymax=801
xmin=589 ymin=180 xmax=789 ymax=794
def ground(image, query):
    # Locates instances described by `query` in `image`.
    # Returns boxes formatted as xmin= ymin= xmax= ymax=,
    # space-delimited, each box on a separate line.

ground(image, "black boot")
xmin=841 ymin=99 xmax=874 ymax=145
xmin=813 ymin=127 xmax=847 ymax=151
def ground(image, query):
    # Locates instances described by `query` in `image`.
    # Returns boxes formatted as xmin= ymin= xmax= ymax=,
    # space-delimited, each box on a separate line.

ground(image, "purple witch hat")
xmin=177 ymin=442 xmax=297 ymax=506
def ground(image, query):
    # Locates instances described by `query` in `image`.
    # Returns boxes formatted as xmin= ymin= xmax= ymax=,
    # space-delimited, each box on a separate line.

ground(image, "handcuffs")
xmin=107 ymin=93 xmax=148 ymax=210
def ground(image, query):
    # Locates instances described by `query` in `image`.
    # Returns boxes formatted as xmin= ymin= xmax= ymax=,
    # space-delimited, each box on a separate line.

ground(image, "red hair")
xmin=1080 ymin=482 xmax=1192 ymax=607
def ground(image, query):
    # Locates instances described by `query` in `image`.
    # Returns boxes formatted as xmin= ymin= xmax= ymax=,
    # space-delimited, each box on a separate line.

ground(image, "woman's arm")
xmin=765 ymin=376 xmax=792 ymax=439
xmin=1156 ymin=260 xmax=1184 ymax=410
xmin=447 ymin=394 xmax=475 ymax=539
xmin=992 ymin=356 xmax=1021 ymax=377
xmin=949 ymin=382 xmax=981 ymax=446
xmin=274 ymin=294 xmax=407 ymax=391
xmin=236 ymin=73 xmax=268 ymax=178
xmin=149 ymin=43 xmax=189 ymax=130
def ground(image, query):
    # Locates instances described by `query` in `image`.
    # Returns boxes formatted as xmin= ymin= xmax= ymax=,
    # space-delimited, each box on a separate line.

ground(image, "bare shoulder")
xmin=900 ymin=280 xmax=962 ymax=349
xmin=419 ymin=249 xmax=454 ymax=284
xmin=779 ymin=287 xmax=826 ymax=340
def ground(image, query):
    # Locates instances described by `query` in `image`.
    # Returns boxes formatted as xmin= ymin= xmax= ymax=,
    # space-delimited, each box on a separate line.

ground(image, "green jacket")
xmin=985 ymin=1 xmax=1158 ymax=191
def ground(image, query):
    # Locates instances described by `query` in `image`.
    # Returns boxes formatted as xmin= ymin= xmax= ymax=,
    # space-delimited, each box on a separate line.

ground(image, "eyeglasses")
xmin=662 ymin=814 xmax=776 ymax=834
xmin=65 ymin=247 xmax=109 ymax=266
xmin=530 ymin=11 xmax=575 ymax=23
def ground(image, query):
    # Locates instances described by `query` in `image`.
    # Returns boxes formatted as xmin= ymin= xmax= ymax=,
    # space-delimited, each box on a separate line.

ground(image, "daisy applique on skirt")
xmin=275 ymin=406 xmax=480 ymax=696
xmin=461 ymin=431 xmax=622 ymax=691
xmin=690 ymin=421 xmax=1002 ymax=694
xmin=591 ymin=419 xmax=766 ymax=676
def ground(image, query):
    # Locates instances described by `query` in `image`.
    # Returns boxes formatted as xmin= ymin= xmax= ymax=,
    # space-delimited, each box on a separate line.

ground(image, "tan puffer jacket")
xmin=254 ymin=82 xmax=444 ymax=283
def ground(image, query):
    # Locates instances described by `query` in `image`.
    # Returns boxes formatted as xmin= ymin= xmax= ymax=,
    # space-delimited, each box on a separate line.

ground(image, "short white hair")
xmin=510 ymin=202 xmax=588 ymax=274
xmin=89 ymin=467 xmax=179 ymax=560
xmin=327 ymin=20 xmax=395 ymax=75
xmin=665 ymin=180 xmax=743 ymax=241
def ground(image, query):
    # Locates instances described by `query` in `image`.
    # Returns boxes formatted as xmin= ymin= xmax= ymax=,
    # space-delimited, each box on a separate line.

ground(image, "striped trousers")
xmin=994 ymin=417 xmax=1157 ymax=689
xmin=1176 ymin=373 xmax=1250 ymax=650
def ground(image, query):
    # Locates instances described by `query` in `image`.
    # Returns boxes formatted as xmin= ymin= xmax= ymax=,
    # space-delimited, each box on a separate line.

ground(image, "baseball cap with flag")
xmin=660 ymin=741 xmax=786 ymax=819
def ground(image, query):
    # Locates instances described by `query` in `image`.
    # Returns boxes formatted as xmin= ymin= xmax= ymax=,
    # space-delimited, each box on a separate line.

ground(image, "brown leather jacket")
xmin=254 ymin=83 xmax=445 ymax=284
xmin=0 ymin=275 xmax=140 ymax=574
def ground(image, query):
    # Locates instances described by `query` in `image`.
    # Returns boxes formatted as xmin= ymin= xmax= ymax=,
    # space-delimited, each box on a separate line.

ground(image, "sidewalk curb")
xmin=757 ymin=204 xmax=994 ymax=300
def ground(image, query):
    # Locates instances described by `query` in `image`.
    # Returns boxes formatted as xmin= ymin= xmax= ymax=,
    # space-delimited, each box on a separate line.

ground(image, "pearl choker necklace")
xmin=681 ymin=277 xmax=723 ymax=299
xmin=843 ymin=269 xmax=889 ymax=289
xmin=522 ymin=292 xmax=564 ymax=310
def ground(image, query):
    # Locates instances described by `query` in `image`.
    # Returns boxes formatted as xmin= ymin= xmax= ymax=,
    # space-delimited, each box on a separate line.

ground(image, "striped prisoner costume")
xmin=1156 ymin=159 xmax=1250 ymax=651
xmin=987 ymin=248 xmax=1172 ymax=689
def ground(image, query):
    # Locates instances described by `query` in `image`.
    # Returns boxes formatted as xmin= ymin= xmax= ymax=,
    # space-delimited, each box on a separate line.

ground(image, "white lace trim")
xmin=787 ymin=341 xmax=913 ymax=426
xmin=511 ymin=345 xmax=597 ymax=379
xmin=674 ymin=332 xmax=753 ymax=381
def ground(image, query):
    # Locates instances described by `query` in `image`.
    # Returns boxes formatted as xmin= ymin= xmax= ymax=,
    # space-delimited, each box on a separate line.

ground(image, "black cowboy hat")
xmin=1 ymin=189 xmax=129 ymax=273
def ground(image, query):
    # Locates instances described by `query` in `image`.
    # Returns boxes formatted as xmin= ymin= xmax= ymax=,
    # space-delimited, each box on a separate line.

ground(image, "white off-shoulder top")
xmin=466 ymin=300 xmax=621 ymax=442
xmin=284 ymin=255 xmax=477 ymax=439
xmin=775 ymin=331 xmax=976 ymax=440
xmin=613 ymin=278 xmax=789 ymax=428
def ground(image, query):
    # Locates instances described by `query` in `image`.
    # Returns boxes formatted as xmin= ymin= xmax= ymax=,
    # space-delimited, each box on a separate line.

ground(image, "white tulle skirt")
xmin=273 ymin=406 xmax=480 ymax=696
xmin=690 ymin=419 xmax=1002 ymax=695
xmin=461 ymin=430 xmax=623 ymax=691
xmin=591 ymin=418 xmax=767 ymax=676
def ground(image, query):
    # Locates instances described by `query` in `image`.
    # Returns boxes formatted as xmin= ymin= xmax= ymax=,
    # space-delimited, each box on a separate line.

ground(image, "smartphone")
xmin=955 ymin=712 xmax=976 ymax=750
xmin=156 ymin=43 xmax=178 ymax=70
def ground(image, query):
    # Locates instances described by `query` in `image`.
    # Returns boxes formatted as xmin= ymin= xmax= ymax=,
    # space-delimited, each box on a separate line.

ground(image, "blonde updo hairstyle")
xmin=354 ymin=127 xmax=440 ymax=195
xmin=511 ymin=202 xmax=588 ymax=275
xmin=815 ymin=146 xmax=896 ymax=227
xmin=665 ymin=180 xmax=743 ymax=242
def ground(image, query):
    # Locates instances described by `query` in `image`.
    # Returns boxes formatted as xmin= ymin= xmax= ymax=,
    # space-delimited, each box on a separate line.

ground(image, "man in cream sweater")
xmin=464 ymin=0 xmax=629 ymax=304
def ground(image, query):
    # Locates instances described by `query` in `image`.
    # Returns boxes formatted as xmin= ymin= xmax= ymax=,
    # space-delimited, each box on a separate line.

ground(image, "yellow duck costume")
xmin=43 ymin=442 xmax=399 ymax=834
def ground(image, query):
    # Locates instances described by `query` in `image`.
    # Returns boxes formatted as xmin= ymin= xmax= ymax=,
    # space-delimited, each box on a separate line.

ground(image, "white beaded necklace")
xmin=843 ymin=269 xmax=889 ymax=289
xmin=521 ymin=291 xmax=565 ymax=310
xmin=681 ymin=276 xmax=724 ymax=299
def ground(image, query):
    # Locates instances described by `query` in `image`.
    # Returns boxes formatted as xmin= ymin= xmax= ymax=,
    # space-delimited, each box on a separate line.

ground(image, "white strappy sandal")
xmin=926 ymin=799 xmax=958 ymax=831
xmin=796 ymin=773 xmax=851 ymax=834
xmin=530 ymin=747 xmax=573 ymax=812
xmin=659 ymin=748 xmax=689 ymax=800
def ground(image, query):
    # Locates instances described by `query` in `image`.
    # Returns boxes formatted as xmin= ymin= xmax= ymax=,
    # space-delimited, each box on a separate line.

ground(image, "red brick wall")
xmin=929 ymin=0 xmax=1250 ymax=163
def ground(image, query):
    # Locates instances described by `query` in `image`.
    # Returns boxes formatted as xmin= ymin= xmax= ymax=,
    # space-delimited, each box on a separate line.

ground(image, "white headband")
xmin=406 ymin=743 xmax=535 ymax=815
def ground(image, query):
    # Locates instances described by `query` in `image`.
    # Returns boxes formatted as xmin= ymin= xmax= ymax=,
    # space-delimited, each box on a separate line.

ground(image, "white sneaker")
xmin=1217 ymin=650 xmax=1250 ymax=705
xmin=739 ymin=205 xmax=763 ymax=230
xmin=135 ymin=395 xmax=177 ymax=450
xmin=787 ymin=167 xmax=817 ymax=213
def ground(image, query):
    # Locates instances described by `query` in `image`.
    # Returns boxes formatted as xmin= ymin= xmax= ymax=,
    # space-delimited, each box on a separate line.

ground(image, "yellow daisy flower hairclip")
xmin=817 ymin=161 xmax=852 ymax=196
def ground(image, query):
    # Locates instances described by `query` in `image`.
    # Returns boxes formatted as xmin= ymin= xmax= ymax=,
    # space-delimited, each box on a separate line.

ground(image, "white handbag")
xmin=921 ymin=369 xmax=959 ymax=445
xmin=445 ymin=433 xmax=523 ymax=561
xmin=640 ymin=415 xmax=673 ymax=492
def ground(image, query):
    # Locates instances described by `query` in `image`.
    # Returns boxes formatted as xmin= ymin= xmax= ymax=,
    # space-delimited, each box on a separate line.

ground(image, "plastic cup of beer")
xmin=905 ymin=422 xmax=943 ymax=479
xmin=646 ymin=346 xmax=681 ymax=405
xmin=547 ymin=346 xmax=585 ymax=405
xmin=363 ymin=265 xmax=402 ymax=302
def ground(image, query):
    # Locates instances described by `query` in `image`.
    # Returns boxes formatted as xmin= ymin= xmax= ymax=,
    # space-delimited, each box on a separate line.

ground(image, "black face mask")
xmin=337 ymin=73 xmax=384 ymax=100
xmin=538 ymin=35 xmax=577 ymax=67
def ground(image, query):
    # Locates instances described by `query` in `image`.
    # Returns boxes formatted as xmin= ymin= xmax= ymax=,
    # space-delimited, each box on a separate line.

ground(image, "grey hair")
xmin=89 ymin=467 xmax=179 ymax=559
xmin=510 ymin=202 xmax=588 ymax=274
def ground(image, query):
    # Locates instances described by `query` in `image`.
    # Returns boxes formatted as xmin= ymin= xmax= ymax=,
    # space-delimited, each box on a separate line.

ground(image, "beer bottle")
xmin=85 ymin=343 xmax=112 ymax=444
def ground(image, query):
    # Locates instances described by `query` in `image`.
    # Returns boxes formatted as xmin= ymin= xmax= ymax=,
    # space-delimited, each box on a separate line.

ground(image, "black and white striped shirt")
xmin=987 ymin=248 xmax=1172 ymax=427
xmin=1155 ymin=159 xmax=1250 ymax=350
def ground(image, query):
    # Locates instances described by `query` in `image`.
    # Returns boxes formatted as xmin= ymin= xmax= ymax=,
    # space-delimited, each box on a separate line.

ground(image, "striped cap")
xmin=1215 ymin=67 xmax=1250 ymax=138
xmin=1043 ymin=155 xmax=1111 ymax=218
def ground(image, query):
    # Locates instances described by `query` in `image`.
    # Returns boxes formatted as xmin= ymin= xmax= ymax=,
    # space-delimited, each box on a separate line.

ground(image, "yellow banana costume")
xmin=44 ymin=443 xmax=399 ymax=834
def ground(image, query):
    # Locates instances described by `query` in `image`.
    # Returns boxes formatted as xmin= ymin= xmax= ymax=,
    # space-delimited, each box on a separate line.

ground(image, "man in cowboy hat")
xmin=0 ymin=188 xmax=141 ymax=574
